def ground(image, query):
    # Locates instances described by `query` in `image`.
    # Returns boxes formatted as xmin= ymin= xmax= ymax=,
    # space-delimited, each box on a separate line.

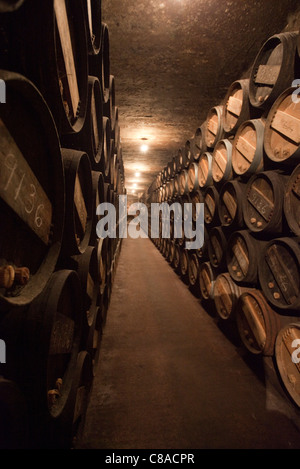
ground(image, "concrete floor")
xmin=77 ymin=237 xmax=300 ymax=450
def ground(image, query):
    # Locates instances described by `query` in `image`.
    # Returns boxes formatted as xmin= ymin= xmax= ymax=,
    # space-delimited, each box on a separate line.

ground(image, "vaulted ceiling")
xmin=102 ymin=0 xmax=300 ymax=202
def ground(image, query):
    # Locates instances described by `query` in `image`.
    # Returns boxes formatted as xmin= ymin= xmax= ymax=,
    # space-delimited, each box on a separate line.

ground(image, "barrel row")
xmin=147 ymin=29 xmax=300 ymax=410
xmin=0 ymin=1 xmax=125 ymax=449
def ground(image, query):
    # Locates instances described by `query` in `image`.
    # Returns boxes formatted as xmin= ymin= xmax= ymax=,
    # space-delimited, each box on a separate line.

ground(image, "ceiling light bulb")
xmin=135 ymin=172 xmax=141 ymax=177
xmin=133 ymin=183 xmax=137 ymax=188
xmin=141 ymin=144 xmax=148 ymax=153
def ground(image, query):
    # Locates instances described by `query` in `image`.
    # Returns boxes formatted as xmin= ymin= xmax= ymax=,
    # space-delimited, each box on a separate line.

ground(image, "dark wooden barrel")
xmin=187 ymin=162 xmax=200 ymax=193
xmin=172 ymin=243 xmax=181 ymax=272
xmin=204 ymin=106 xmax=225 ymax=149
xmin=218 ymin=179 xmax=247 ymax=230
xmin=83 ymin=0 xmax=102 ymax=56
xmin=104 ymin=75 xmax=116 ymax=134
xmin=213 ymin=272 xmax=248 ymax=321
xmin=61 ymin=149 xmax=93 ymax=257
xmin=8 ymin=0 xmax=89 ymax=135
xmin=196 ymin=225 xmax=209 ymax=261
xmin=61 ymin=76 xmax=103 ymax=170
xmin=89 ymin=22 xmax=110 ymax=104
xmin=204 ymin=186 xmax=220 ymax=227
xmin=19 ymin=269 xmax=82 ymax=446
xmin=284 ymin=163 xmax=300 ymax=237
xmin=174 ymin=148 xmax=184 ymax=174
xmin=178 ymin=169 xmax=189 ymax=196
xmin=198 ymin=261 xmax=217 ymax=301
xmin=54 ymin=351 xmax=93 ymax=449
xmin=0 ymin=71 xmax=65 ymax=312
xmin=232 ymin=119 xmax=265 ymax=177
xmin=249 ymin=32 xmax=298 ymax=110
xmin=264 ymin=87 xmax=300 ymax=166
xmin=0 ymin=377 xmax=29 ymax=449
xmin=180 ymin=248 xmax=189 ymax=279
xmin=226 ymin=230 xmax=267 ymax=285
xmin=275 ymin=322 xmax=300 ymax=408
xmin=236 ymin=289 xmax=281 ymax=356
xmin=90 ymin=170 xmax=105 ymax=246
xmin=197 ymin=152 xmax=213 ymax=189
xmin=191 ymin=124 xmax=208 ymax=161
xmin=242 ymin=170 xmax=288 ymax=234
xmin=189 ymin=189 xmax=204 ymax=223
xmin=208 ymin=226 xmax=228 ymax=270
xmin=258 ymin=237 xmax=300 ymax=311
xmin=100 ymin=116 xmax=112 ymax=179
xmin=212 ymin=139 xmax=233 ymax=184
xmin=223 ymin=79 xmax=251 ymax=135
xmin=188 ymin=252 xmax=200 ymax=295
xmin=71 ymin=246 xmax=100 ymax=355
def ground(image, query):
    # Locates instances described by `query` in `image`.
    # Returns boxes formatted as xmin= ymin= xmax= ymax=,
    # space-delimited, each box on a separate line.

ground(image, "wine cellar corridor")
xmin=2 ymin=0 xmax=300 ymax=451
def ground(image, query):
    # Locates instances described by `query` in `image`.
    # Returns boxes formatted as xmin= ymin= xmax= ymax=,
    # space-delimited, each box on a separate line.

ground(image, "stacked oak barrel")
xmin=0 ymin=0 xmax=125 ymax=449
xmin=148 ymin=31 xmax=300 ymax=410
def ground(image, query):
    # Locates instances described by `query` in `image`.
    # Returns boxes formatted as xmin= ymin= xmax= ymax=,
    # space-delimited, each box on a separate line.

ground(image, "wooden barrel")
xmin=101 ymin=116 xmax=112 ymax=179
xmin=0 ymin=71 xmax=65 ymax=312
xmin=183 ymin=140 xmax=193 ymax=168
xmin=243 ymin=170 xmax=288 ymax=234
xmin=175 ymin=148 xmax=184 ymax=174
xmin=275 ymin=322 xmax=300 ymax=408
xmin=89 ymin=22 xmax=110 ymax=104
xmin=191 ymin=124 xmax=207 ymax=160
xmin=232 ymin=119 xmax=265 ymax=177
xmin=218 ymin=179 xmax=247 ymax=229
xmin=54 ymin=351 xmax=93 ymax=449
xmin=223 ymin=79 xmax=251 ymax=135
xmin=189 ymin=189 xmax=204 ymax=223
xmin=96 ymin=237 xmax=109 ymax=299
xmin=167 ymin=239 xmax=176 ymax=264
xmin=199 ymin=261 xmax=217 ymax=301
xmin=178 ymin=169 xmax=189 ymax=196
xmin=19 ymin=269 xmax=82 ymax=447
xmin=213 ymin=272 xmax=247 ymax=321
xmin=197 ymin=152 xmax=213 ymax=189
xmin=0 ymin=377 xmax=29 ymax=449
xmin=264 ymin=87 xmax=300 ymax=166
xmin=187 ymin=162 xmax=199 ymax=193
xmin=236 ymin=289 xmax=281 ymax=356
xmin=180 ymin=248 xmax=189 ymax=279
xmin=208 ymin=226 xmax=228 ymax=270
xmin=284 ymin=163 xmax=300 ymax=237
xmin=61 ymin=149 xmax=93 ymax=257
xmin=83 ymin=0 xmax=102 ymax=56
xmin=172 ymin=243 xmax=181 ymax=272
xmin=61 ymin=76 xmax=103 ymax=170
xmin=258 ymin=237 xmax=300 ymax=311
xmin=15 ymin=0 xmax=89 ymax=135
xmin=71 ymin=246 xmax=100 ymax=355
xmin=196 ymin=226 xmax=209 ymax=261
xmin=104 ymin=75 xmax=116 ymax=135
xmin=204 ymin=186 xmax=220 ymax=227
xmin=249 ymin=32 xmax=298 ymax=110
xmin=212 ymin=139 xmax=233 ymax=184
xmin=226 ymin=230 xmax=267 ymax=285
xmin=188 ymin=252 xmax=200 ymax=294
xmin=204 ymin=106 xmax=225 ymax=149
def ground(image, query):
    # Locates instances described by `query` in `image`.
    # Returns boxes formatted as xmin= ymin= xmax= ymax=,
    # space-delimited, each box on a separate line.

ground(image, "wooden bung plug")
xmin=14 ymin=267 xmax=30 ymax=286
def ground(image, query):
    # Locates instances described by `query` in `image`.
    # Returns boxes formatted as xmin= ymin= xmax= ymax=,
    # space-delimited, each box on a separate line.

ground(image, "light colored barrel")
xmin=232 ymin=119 xmax=265 ymax=177
xmin=197 ymin=152 xmax=213 ymax=189
xmin=212 ymin=139 xmax=233 ymax=184
xmin=264 ymin=87 xmax=300 ymax=166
